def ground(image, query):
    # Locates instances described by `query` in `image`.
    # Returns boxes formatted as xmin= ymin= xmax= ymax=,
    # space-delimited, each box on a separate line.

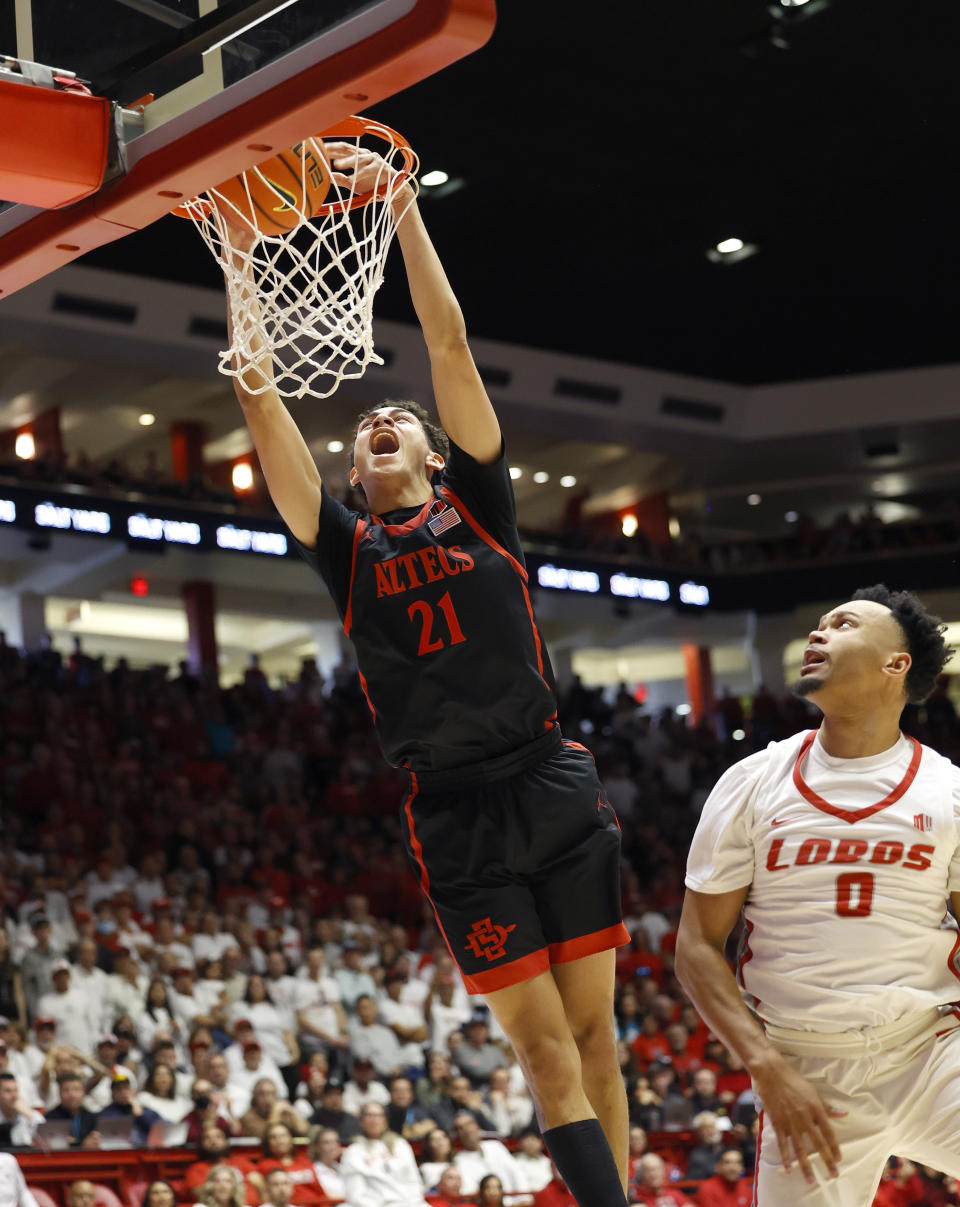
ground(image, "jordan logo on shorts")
xmin=464 ymin=916 xmax=516 ymax=962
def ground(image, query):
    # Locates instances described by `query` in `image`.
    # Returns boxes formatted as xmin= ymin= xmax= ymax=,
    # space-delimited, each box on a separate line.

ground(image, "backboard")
xmin=0 ymin=0 xmax=495 ymax=297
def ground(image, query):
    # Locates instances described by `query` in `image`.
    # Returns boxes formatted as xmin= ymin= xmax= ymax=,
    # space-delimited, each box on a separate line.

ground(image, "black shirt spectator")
xmin=45 ymin=1073 xmax=99 ymax=1147
xmin=308 ymin=1081 xmax=360 ymax=1143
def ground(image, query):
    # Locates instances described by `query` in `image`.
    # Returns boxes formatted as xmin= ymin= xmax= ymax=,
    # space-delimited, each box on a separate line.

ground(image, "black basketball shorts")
xmin=399 ymin=738 xmax=629 ymax=994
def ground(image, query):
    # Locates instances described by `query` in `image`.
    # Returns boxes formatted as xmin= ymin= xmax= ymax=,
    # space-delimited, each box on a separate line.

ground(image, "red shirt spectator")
xmin=631 ymin=1017 xmax=670 ymax=1066
xmin=695 ymin=1151 xmax=752 ymax=1207
xmin=258 ymin=1155 xmax=329 ymax=1205
xmin=631 ymin=1155 xmax=694 ymax=1206
xmin=184 ymin=1127 xmax=259 ymax=1206
xmin=532 ymin=1180 xmax=577 ymax=1207
xmin=872 ymin=1160 xmax=928 ymax=1207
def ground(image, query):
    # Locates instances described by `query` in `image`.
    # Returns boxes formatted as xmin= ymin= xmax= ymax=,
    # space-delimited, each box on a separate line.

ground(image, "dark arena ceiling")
xmin=73 ymin=0 xmax=960 ymax=385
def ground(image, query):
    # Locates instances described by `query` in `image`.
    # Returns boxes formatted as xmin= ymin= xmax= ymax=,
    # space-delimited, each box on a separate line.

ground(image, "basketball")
xmin=213 ymin=139 xmax=332 ymax=235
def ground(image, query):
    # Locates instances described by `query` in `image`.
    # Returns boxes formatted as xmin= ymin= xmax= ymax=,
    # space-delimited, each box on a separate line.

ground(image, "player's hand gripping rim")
xmin=753 ymin=1058 xmax=846 ymax=1185
xmin=324 ymin=140 xmax=415 ymax=210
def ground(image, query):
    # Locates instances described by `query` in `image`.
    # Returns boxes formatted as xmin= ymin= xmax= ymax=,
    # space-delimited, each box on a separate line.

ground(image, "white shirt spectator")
xmin=428 ymin=999 xmax=470 ymax=1056
xmin=225 ymin=1047 xmax=288 ymax=1101
xmin=454 ymin=1140 xmax=526 ymax=1196
xmin=341 ymin=1077 xmax=389 ymax=1117
xmin=347 ymin=1020 xmax=404 ymax=1080
xmin=132 ymin=877 xmax=166 ymax=916
xmin=169 ymin=988 xmax=204 ymax=1031
xmin=265 ymin=975 xmax=300 ymax=1031
xmin=340 ymin=1135 xmax=429 ymax=1207
xmin=138 ymin=1091 xmax=191 ymax=1123
xmin=295 ymin=973 xmax=342 ymax=1039
xmin=153 ymin=940 xmax=195 ymax=969
xmin=377 ymin=997 xmax=426 ymax=1069
xmin=514 ymin=1151 xmax=553 ymax=1193
xmin=226 ymin=1001 xmax=290 ymax=1068
xmin=312 ymin=1162 xmax=345 ymax=1201
xmin=0 ymin=1153 xmax=39 ymax=1207
xmin=71 ymin=964 xmax=110 ymax=1028
xmin=419 ymin=1163 xmax=450 ymax=1191
xmin=103 ymin=971 xmax=147 ymax=1025
xmin=333 ymin=965 xmax=377 ymax=1012
xmin=636 ymin=909 xmax=671 ymax=954
xmin=135 ymin=1007 xmax=182 ymax=1055
xmin=193 ymin=978 xmax=228 ymax=1018
xmin=35 ymin=984 xmax=97 ymax=1055
xmin=192 ymin=932 xmax=236 ymax=964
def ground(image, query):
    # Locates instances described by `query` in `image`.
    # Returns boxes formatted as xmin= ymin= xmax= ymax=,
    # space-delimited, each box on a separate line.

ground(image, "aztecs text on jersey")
xmin=342 ymin=487 xmax=558 ymax=775
xmin=687 ymin=729 xmax=960 ymax=1031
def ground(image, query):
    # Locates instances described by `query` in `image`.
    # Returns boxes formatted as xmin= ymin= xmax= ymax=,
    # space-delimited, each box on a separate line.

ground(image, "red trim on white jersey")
xmin=792 ymin=729 xmax=923 ymax=824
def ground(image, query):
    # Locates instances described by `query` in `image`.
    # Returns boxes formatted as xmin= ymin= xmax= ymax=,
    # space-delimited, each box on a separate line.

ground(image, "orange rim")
xmin=171 ymin=115 xmax=415 ymax=223
xmin=310 ymin=115 xmax=416 ymax=216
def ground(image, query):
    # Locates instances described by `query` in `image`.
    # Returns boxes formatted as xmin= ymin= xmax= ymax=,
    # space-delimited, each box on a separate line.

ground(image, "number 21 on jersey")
xmin=407 ymin=591 xmax=466 ymax=656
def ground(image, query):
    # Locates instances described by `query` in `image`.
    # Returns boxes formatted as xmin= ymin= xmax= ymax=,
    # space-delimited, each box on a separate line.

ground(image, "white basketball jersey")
xmin=686 ymin=729 xmax=960 ymax=1031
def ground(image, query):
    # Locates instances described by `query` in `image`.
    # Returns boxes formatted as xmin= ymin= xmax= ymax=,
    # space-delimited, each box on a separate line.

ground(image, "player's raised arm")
xmin=675 ymin=888 xmax=843 ymax=1186
xmin=327 ymin=142 xmax=502 ymax=465
xmin=224 ymin=228 xmax=324 ymax=548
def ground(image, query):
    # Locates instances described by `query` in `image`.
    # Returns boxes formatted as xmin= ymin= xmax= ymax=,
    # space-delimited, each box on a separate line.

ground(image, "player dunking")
xmin=676 ymin=586 xmax=960 ymax=1205
xmin=225 ymin=144 xmax=631 ymax=1207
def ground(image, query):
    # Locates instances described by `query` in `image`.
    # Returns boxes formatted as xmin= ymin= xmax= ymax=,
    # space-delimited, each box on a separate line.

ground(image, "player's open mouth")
xmin=800 ymin=649 xmax=828 ymax=674
xmin=370 ymin=429 xmax=400 ymax=456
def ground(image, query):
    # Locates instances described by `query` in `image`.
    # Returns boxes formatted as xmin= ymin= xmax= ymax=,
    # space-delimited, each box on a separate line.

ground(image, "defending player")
xmin=675 ymin=586 xmax=960 ymax=1205
xmin=224 ymin=144 xmax=631 ymax=1207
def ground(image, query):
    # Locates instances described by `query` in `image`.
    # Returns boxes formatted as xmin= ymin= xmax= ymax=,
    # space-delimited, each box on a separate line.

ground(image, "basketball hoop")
xmin=173 ymin=116 xmax=418 ymax=400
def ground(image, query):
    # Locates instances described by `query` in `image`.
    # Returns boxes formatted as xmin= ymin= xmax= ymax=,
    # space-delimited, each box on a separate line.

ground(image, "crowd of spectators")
xmin=0 ymin=636 xmax=956 ymax=1205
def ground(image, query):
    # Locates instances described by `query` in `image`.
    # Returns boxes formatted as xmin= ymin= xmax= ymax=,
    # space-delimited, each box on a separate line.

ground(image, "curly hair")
xmin=348 ymin=399 xmax=449 ymax=484
xmin=850 ymin=584 xmax=954 ymax=704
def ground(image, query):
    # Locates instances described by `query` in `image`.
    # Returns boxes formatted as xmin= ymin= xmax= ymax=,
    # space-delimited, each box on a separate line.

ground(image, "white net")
xmin=177 ymin=119 xmax=418 ymax=400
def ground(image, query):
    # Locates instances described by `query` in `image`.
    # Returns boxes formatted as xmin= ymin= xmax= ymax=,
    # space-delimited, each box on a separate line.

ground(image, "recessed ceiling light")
xmin=327 ymin=439 xmax=344 ymax=453
xmin=421 ymin=170 xmax=449 ymax=188
xmin=509 ymin=466 xmax=523 ymax=480
xmin=138 ymin=413 xmax=156 ymax=426
xmin=14 ymin=432 xmax=35 ymax=460
xmin=560 ymin=475 xmax=577 ymax=488
xmin=747 ymin=493 xmax=761 ymax=506
xmin=668 ymin=517 xmax=681 ymax=539
xmin=533 ymin=471 xmax=549 ymax=484
xmin=621 ymin=514 xmax=639 ymax=537
xmin=785 ymin=510 xmax=799 ymax=523
xmin=706 ymin=238 xmax=759 ymax=265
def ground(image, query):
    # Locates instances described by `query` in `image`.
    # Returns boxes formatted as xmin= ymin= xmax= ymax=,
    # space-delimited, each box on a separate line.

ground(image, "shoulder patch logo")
xmin=464 ymin=917 xmax=516 ymax=963
xmin=427 ymin=499 xmax=461 ymax=537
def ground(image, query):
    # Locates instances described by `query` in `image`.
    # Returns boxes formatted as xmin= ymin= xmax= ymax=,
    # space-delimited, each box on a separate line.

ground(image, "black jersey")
xmin=297 ymin=441 xmax=559 ymax=780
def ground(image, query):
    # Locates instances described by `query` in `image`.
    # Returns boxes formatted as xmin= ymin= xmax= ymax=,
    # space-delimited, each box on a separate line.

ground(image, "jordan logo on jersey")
xmin=427 ymin=499 xmax=461 ymax=536
xmin=464 ymin=917 xmax=516 ymax=962
xmin=913 ymin=812 xmax=933 ymax=831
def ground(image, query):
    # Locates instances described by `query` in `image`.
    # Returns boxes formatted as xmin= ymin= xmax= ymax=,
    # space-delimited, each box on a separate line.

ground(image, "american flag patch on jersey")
xmin=913 ymin=812 xmax=933 ymax=832
xmin=427 ymin=500 xmax=461 ymax=536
